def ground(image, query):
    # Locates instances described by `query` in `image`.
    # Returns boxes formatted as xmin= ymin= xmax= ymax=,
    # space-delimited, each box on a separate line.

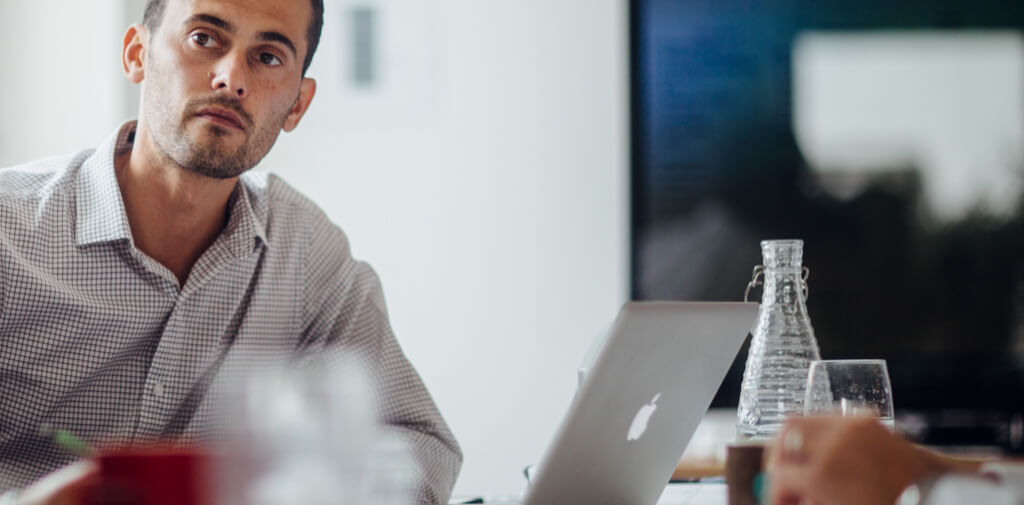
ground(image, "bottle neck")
xmin=762 ymin=267 xmax=805 ymax=306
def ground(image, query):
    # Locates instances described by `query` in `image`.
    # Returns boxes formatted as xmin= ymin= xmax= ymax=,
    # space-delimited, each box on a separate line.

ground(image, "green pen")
xmin=39 ymin=424 xmax=94 ymax=458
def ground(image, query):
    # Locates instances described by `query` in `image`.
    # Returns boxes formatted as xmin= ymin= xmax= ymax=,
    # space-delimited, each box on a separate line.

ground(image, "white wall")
xmin=0 ymin=0 xmax=629 ymax=496
xmin=0 ymin=2 xmax=126 ymax=165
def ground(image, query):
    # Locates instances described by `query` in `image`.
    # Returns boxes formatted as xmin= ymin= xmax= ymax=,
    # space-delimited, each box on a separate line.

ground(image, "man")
xmin=0 ymin=0 xmax=462 ymax=503
xmin=769 ymin=416 xmax=1024 ymax=505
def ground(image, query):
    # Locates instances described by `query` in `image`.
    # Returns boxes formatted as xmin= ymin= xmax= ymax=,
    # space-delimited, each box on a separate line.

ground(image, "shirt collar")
xmin=225 ymin=177 xmax=270 ymax=254
xmin=75 ymin=121 xmax=136 ymax=246
xmin=75 ymin=120 xmax=270 ymax=252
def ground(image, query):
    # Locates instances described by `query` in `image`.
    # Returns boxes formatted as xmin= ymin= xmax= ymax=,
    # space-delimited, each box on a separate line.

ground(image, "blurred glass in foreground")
xmin=216 ymin=355 xmax=418 ymax=505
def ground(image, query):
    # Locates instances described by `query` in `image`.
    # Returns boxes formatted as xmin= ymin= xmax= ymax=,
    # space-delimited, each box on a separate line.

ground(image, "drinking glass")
xmin=804 ymin=359 xmax=895 ymax=429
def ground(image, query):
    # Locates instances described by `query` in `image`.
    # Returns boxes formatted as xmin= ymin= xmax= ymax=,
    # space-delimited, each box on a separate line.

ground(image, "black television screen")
xmin=630 ymin=0 xmax=1024 ymax=423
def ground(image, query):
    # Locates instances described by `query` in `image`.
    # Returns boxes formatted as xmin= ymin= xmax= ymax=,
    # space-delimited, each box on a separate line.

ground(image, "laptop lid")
xmin=523 ymin=302 xmax=757 ymax=505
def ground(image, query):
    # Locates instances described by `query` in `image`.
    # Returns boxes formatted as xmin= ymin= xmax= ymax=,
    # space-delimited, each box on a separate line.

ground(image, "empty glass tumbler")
xmin=804 ymin=359 xmax=895 ymax=430
xmin=737 ymin=239 xmax=821 ymax=439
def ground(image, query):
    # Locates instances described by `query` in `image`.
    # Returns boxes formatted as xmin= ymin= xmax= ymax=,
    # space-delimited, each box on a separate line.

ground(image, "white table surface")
xmin=455 ymin=483 xmax=727 ymax=505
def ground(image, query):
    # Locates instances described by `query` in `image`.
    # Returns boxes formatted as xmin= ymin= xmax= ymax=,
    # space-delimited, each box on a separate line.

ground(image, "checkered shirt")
xmin=0 ymin=121 xmax=462 ymax=503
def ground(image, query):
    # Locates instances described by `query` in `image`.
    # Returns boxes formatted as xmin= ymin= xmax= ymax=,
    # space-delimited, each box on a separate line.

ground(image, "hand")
xmin=16 ymin=461 xmax=98 ymax=505
xmin=768 ymin=416 xmax=952 ymax=505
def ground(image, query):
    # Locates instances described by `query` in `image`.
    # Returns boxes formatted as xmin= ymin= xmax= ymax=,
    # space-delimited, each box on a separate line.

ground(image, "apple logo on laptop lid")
xmin=628 ymin=393 xmax=661 ymax=441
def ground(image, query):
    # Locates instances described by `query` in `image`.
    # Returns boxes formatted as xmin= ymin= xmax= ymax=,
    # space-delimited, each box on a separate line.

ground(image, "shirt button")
xmin=153 ymin=383 xmax=165 ymax=398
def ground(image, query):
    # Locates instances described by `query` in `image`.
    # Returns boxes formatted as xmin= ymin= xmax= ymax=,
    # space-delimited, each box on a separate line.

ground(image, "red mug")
xmin=89 ymin=449 xmax=212 ymax=505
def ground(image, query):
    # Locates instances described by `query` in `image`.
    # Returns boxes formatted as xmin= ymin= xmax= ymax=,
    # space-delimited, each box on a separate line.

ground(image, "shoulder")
xmin=0 ymin=151 xmax=90 ymax=234
xmin=0 ymin=151 xmax=88 ymax=202
xmin=240 ymin=173 xmax=390 ymax=328
xmin=240 ymin=171 xmax=332 ymax=223
xmin=239 ymin=171 xmax=347 ymax=248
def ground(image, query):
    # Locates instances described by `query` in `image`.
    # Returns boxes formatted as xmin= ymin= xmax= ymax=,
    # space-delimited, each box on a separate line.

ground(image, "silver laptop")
xmin=522 ymin=302 xmax=757 ymax=505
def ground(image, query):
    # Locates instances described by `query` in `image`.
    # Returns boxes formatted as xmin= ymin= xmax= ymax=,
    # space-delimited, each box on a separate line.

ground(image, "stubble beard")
xmin=144 ymin=90 xmax=294 ymax=180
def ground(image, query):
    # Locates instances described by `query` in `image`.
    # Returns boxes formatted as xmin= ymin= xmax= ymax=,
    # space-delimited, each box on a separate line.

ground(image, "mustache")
xmin=186 ymin=96 xmax=254 ymax=128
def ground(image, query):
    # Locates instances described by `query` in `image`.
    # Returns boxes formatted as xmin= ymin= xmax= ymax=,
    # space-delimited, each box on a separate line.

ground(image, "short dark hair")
xmin=142 ymin=0 xmax=324 ymax=75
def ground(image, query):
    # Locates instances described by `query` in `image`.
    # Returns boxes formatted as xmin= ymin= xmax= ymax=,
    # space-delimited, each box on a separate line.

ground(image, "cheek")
xmin=148 ymin=53 xmax=199 ymax=96
xmin=256 ymin=82 xmax=301 ymax=119
xmin=177 ymin=60 xmax=214 ymax=93
xmin=156 ymin=46 xmax=216 ymax=92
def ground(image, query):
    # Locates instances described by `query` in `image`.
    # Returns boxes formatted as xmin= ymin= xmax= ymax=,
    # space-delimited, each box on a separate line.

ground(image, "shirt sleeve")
xmin=921 ymin=469 xmax=1022 ymax=505
xmin=980 ymin=462 xmax=1024 ymax=503
xmin=300 ymin=216 xmax=463 ymax=504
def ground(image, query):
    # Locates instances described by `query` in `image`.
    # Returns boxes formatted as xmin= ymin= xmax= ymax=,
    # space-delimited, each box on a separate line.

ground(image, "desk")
xmin=458 ymin=483 xmax=727 ymax=505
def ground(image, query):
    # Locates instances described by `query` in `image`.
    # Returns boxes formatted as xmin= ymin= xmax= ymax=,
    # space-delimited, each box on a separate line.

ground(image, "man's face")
xmin=140 ymin=0 xmax=314 ymax=179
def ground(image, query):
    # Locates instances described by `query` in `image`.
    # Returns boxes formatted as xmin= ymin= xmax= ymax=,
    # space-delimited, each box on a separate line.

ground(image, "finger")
xmin=772 ymin=418 xmax=830 ymax=466
xmin=768 ymin=464 xmax=816 ymax=505
xmin=776 ymin=415 xmax=865 ymax=462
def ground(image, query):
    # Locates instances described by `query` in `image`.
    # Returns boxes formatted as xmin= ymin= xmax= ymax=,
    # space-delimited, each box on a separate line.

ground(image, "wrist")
xmin=921 ymin=446 xmax=986 ymax=474
xmin=890 ymin=445 xmax=952 ymax=504
xmin=895 ymin=472 xmax=943 ymax=505
xmin=896 ymin=451 xmax=996 ymax=505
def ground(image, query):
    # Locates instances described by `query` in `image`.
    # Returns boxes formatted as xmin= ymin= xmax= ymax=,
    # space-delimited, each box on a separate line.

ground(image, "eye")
xmin=258 ymin=52 xmax=283 ymax=67
xmin=190 ymin=32 xmax=218 ymax=48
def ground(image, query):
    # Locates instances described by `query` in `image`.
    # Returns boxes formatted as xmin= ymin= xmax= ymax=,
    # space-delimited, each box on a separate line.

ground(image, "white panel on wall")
xmin=793 ymin=31 xmax=1024 ymax=221
xmin=306 ymin=0 xmax=445 ymax=127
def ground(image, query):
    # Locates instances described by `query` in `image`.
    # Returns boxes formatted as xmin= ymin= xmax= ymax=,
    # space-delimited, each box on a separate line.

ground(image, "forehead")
xmin=165 ymin=0 xmax=310 ymax=45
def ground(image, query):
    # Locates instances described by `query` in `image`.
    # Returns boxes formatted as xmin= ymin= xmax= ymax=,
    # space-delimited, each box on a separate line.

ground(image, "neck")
xmin=116 ymin=123 xmax=238 ymax=287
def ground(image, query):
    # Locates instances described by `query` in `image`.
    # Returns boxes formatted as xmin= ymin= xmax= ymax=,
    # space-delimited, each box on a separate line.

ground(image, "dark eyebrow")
xmin=257 ymin=31 xmax=298 ymax=59
xmin=183 ymin=13 xmax=297 ymax=60
xmin=184 ymin=13 xmax=234 ymax=33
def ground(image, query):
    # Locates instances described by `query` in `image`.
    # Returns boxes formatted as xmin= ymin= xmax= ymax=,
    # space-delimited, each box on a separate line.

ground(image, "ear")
xmin=122 ymin=24 xmax=147 ymax=84
xmin=283 ymin=78 xmax=317 ymax=132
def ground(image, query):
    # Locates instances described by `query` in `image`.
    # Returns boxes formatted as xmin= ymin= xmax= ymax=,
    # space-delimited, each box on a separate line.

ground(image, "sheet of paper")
xmin=656 ymin=483 xmax=727 ymax=505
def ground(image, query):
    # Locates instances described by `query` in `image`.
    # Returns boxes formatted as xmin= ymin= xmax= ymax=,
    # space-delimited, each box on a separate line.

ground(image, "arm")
xmin=927 ymin=450 xmax=986 ymax=473
xmin=767 ymin=417 xmax=1003 ymax=505
xmin=300 ymin=220 xmax=462 ymax=504
xmin=768 ymin=417 xmax=1024 ymax=505
xmin=769 ymin=417 xmax=946 ymax=505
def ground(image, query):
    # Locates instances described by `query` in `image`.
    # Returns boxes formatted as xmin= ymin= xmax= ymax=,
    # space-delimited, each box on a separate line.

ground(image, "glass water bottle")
xmin=736 ymin=239 xmax=821 ymax=439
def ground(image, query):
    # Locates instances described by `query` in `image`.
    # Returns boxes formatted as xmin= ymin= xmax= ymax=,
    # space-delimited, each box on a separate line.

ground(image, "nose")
xmin=210 ymin=50 xmax=248 ymax=99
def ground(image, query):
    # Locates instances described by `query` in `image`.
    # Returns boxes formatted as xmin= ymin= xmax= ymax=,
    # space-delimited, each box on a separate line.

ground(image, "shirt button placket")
xmin=138 ymin=294 xmax=177 ymax=438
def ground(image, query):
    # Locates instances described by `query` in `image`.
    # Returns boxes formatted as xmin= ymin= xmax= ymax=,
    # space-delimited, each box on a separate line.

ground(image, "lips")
xmin=196 ymin=107 xmax=245 ymax=130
